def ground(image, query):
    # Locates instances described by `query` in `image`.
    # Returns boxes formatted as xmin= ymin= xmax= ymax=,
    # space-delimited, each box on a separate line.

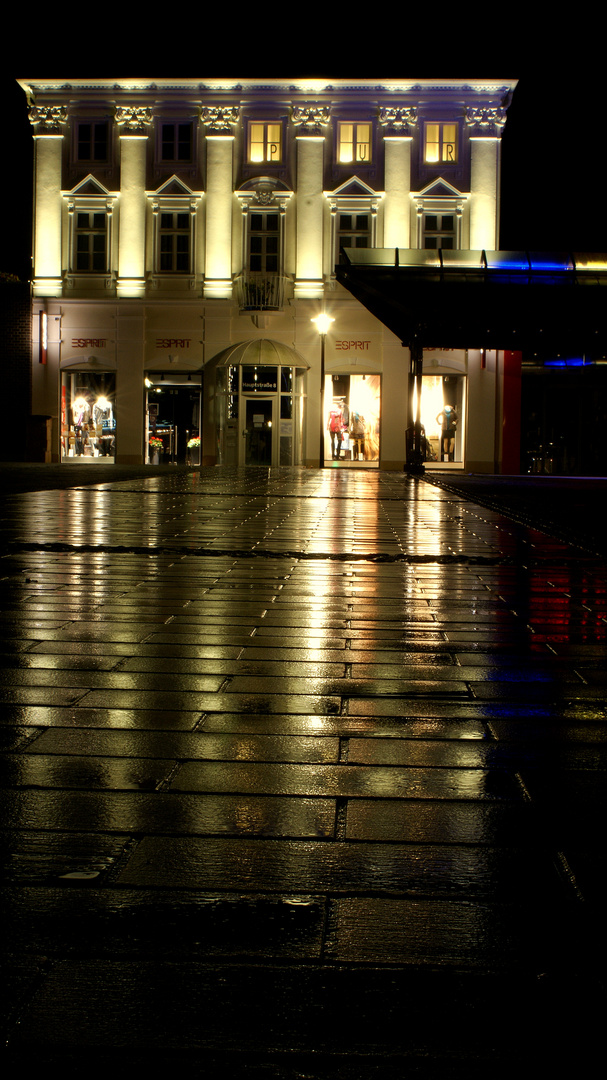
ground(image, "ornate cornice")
xmin=201 ymin=105 xmax=240 ymax=132
xmin=379 ymin=106 xmax=418 ymax=135
xmin=115 ymin=105 xmax=153 ymax=131
xmin=465 ymin=107 xmax=507 ymax=137
xmin=291 ymin=105 xmax=331 ymax=133
xmin=236 ymin=178 xmax=292 ymax=210
xmin=28 ymin=105 xmax=68 ymax=132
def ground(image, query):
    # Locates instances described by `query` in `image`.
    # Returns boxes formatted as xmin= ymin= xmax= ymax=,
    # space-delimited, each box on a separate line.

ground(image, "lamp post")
xmin=312 ymin=313 xmax=334 ymax=468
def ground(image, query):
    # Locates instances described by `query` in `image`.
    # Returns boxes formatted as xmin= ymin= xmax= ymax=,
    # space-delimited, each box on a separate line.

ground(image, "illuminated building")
xmin=18 ymin=77 xmax=520 ymax=469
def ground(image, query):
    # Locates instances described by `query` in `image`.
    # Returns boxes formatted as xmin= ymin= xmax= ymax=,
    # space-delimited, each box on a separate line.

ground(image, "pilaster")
xmin=116 ymin=106 xmax=152 ymax=296
xmin=29 ymin=105 xmax=66 ymax=295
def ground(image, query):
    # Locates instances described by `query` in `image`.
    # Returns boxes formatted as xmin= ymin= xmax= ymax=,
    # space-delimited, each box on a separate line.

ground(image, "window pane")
xmin=425 ymin=124 xmax=440 ymax=162
xmin=355 ymin=124 xmax=370 ymax=161
xmin=442 ymin=124 xmax=457 ymax=161
xmin=339 ymin=124 xmax=354 ymax=163
xmin=267 ymin=125 xmax=281 ymax=161
xmin=249 ymin=123 xmax=265 ymax=162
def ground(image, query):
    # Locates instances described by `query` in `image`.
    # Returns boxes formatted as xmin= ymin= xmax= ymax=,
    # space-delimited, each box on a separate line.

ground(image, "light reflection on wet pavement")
xmin=1 ymin=467 xmax=605 ymax=1072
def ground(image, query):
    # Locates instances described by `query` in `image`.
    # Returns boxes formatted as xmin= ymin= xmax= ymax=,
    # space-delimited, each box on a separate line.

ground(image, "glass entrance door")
xmin=244 ymin=398 xmax=273 ymax=465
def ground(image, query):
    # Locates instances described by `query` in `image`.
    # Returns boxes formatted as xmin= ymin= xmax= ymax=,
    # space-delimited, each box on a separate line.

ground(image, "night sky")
xmin=3 ymin=22 xmax=603 ymax=279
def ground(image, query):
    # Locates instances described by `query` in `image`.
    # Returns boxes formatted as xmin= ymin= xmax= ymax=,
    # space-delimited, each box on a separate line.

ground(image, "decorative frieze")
xmin=28 ymin=105 xmax=67 ymax=132
xmin=465 ymin=107 xmax=507 ymax=137
xmin=379 ymin=107 xmax=418 ymax=136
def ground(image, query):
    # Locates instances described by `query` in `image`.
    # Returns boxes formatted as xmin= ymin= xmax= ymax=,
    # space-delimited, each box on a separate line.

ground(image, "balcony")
xmin=235 ymin=272 xmax=287 ymax=312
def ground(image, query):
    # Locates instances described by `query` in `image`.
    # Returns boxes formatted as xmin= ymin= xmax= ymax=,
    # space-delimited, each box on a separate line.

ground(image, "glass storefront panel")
xmin=324 ymin=373 xmax=380 ymax=465
xmin=417 ymin=374 xmax=465 ymax=463
xmin=61 ymin=370 xmax=116 ymax=462
xmin=146 ymin=374 xmax=201 ymax=464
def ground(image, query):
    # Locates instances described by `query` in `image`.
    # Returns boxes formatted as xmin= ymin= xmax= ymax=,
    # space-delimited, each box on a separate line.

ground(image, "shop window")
xmin=77 ymin=122 xmax=109 ymax=162
xmin=323 ymin=373 xmax=380 ymax=465
xmin=158 ymin=211 xmax=191 ymax=272
xmin=338 ymin=123 xmax=371 ymax=163
xmin=74 ymin=210 xmax=108 ymax=272
xmin=160 ymin=122 xmax=193 ymax=162
xmin=416 ymin=374 xmax=465 ymax=463
xmin=248 ymin=122 xmax=282 ymax=163
xmin=424 ymin=123 xmax=458 ymax=163
xmin=61 ymin=371 xmax=116 ymax=462
xmin=423 ymin=213 xmax=456 ymax=249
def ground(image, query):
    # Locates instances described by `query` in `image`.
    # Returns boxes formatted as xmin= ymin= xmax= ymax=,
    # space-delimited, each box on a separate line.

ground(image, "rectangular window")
xmin=423 ymin=213 xmax=456 ymax=249
xmin=248 ymin=123 xmax=282 ymax=163
xmin=161 ymin=123 xmax=192 ymax=162
xmin=338 ymin=212 xmax=371 ymax=251
xmin=424 ymin=123 xmax=458 ymax=163
xmin=338 ymin=123 xmax=371 ymax=163
xmin=159 ymin=211 xmax=191 ymax=272
xmin=249 ymin=212 xmax=280 ymax=273
xmin=75 ymin=211 xmax=107 ymax=272
xmin=77 ymin=122 xmax=108 ymax=162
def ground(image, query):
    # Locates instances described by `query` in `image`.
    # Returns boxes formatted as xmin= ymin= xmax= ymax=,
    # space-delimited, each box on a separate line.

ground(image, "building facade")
xmin=18 ymin=77 xmax=518 ymax=470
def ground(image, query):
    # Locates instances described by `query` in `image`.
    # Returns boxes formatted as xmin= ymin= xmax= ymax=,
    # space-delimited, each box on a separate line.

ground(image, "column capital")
xmin=28 ymin=105 xmax=67 ymax=133
xmin=379 ymin=107 xmax=418 ymax=136
xmin=115 ymin=106 xmax=153 ymax=132
xmin=292 ymin=105 xmax=331 ymax=134
xmin=465 ymin=107 xmax=507 ymax=138
xmin=201 ymin=106 xmax=239 ymax=133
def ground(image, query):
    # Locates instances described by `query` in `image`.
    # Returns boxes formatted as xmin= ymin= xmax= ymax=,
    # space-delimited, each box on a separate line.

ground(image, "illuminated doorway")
xmin=244 ymin=398 xmax=274 ymax=464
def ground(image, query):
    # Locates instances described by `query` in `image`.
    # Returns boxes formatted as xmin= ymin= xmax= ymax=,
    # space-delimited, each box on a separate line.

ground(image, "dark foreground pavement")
xmin=1 ymin=465 xmax=606 ymax=1076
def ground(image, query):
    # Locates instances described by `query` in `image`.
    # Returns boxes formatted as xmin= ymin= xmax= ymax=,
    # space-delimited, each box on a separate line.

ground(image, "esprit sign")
xmin=71 ymin=338 xmax=108 ymax=348
xmin=156 ymin=338 xmax=192 ymax=349
xmin=335 ymin=340 xmax=371 ymax=351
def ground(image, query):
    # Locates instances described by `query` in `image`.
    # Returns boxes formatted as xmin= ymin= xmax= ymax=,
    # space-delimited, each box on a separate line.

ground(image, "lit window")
xmin=77 ymin=122 xmax=108 ymax=162
xmin=160 ymin=123 xmax=192 ymax=162
xmin=249 ymin=212 xmax=280 ymax=273
xmin=338 ymin=212 xmax=371 ymax=251
xmin=338 ymin=123 xmax=371 ymax=163
xmin=424 ymin=123 xmax=458 ymax=163
xmin=423 ymin=213 xmax=456 ymax=249
xmin=74 ymin=211 xmax=107 ymax=271
xmin=159 ymin=212 xmax=191 ymax=272
xmin=249 ymin=123 xmax=282 ymax=163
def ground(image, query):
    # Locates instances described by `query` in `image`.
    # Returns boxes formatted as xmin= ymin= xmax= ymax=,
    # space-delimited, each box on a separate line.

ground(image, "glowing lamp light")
xmin=312 ymin=314 xmax=334 ymax=336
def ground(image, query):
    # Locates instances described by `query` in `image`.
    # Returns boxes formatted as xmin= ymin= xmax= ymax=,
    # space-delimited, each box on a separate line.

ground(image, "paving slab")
xmin=1 ymin=465 xmax=606 ymax=1073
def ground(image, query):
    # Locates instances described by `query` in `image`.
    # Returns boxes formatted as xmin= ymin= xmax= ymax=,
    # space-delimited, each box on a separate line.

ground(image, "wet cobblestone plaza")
xmin=1 ymin=466 xmax=606 ymax=1075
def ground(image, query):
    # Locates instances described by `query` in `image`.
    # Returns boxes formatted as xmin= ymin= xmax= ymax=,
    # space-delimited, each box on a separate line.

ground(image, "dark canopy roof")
xmin=335 ymin=250 xmax=607 ymax=360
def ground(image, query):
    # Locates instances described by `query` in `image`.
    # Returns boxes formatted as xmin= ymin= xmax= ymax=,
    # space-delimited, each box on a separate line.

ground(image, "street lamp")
xmin=312 ymin=313 xmax=334 ymax=468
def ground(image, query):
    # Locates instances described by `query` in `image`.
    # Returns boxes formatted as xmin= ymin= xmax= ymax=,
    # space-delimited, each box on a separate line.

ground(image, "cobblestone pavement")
xmin=1 ymin=467 xmax=605 ymax=1076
